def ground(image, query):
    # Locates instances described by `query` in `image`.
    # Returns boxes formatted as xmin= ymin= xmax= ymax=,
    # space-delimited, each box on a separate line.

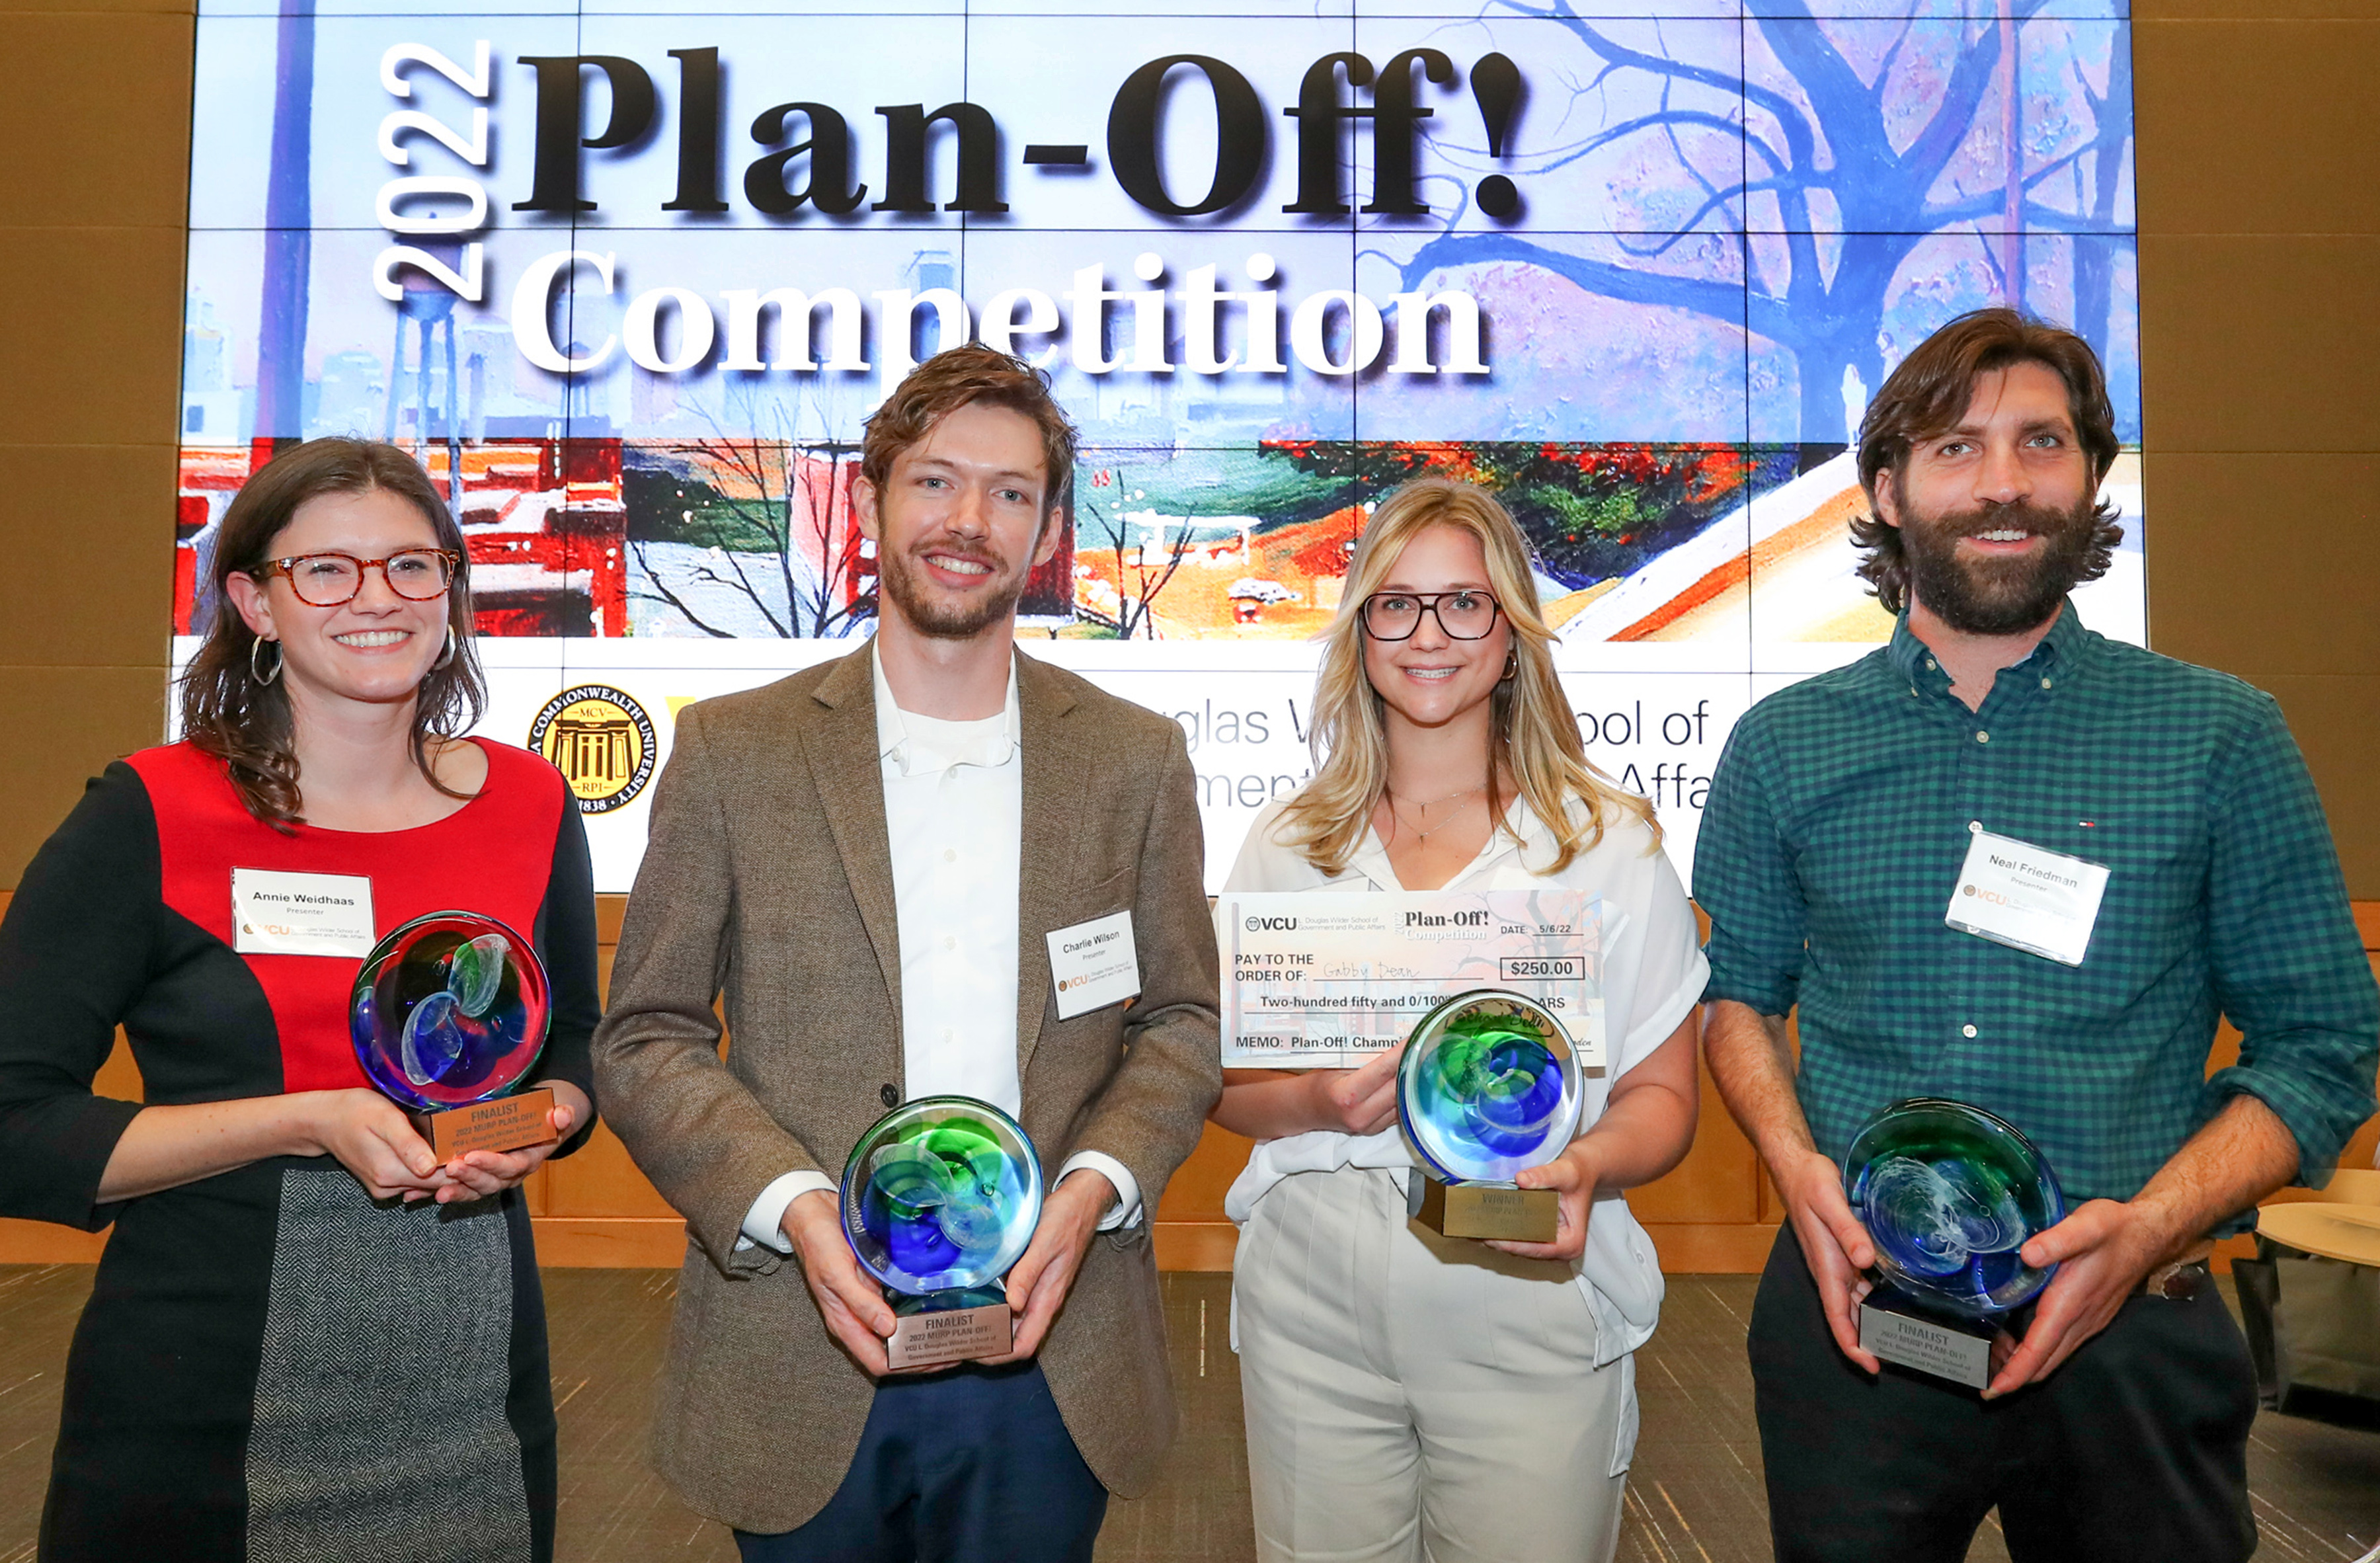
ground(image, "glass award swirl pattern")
xmin=841 ymin=1098 xmax=1043 ymax=1297
xmin=349 ymin=910 xmax=550 ymax=1111
xmin=1396 ymin=990 xmax=1584 ymax=1183
xmin=1842 ymin=1099 xmax=2067 ymax=1318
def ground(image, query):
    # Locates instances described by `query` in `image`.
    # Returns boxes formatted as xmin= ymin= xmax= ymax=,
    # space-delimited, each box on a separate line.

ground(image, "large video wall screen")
xmin=175 ymin=1 xmax=2142 ymax=891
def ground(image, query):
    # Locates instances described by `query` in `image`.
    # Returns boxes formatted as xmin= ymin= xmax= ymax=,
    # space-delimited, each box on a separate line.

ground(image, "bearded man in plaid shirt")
xmin=1696 ymin=308 xmax=2377 ymax=1563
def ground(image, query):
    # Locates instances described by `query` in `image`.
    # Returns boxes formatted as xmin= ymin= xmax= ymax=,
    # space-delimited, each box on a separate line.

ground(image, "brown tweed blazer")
xmin=590 ymin=643 xmax=1222 ymax=1534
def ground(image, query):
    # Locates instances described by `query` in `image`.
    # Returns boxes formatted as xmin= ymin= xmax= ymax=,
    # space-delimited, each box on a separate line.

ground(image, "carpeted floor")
xmin=1 ymin=1265 xmax=2373 ymax=1562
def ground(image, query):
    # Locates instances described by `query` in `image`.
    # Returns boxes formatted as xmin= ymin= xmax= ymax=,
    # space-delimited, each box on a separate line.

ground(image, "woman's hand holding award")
xmin=1841 ymin=1098 xmax=2067 ymax=1388
xmin=841 ymin=1098 xmax=1044 ymax=1371
xmin=350 ymin=910 xmax=557 ymax=1160
xmin=1398 ymin=990 xmax=1585 ymax=1243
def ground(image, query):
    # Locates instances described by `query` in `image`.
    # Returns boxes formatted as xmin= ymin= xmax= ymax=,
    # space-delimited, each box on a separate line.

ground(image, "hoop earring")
xmin=1501 ymin=651 xmax=1519 ymax=681
xmin=432 ymin=624 xmax=457 ymax=671
xmin=250 ymin=637 xmax=282 ymax=686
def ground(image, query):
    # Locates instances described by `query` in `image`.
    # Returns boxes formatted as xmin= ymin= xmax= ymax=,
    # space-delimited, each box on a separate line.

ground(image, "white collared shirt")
xmin=739 ymin=649 xmax=1140 ymax=1252
xmin=1221 ymin=792 xmax=1708 ymax=1365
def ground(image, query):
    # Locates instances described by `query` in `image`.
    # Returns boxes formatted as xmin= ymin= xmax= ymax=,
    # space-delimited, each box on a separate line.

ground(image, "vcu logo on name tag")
xmin=530 ymin=685 xmax=658 ymax=813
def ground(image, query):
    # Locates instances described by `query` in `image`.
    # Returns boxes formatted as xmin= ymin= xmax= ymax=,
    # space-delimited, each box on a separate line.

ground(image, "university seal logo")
xmin=529 ymin=685 xmax=657 ymax=814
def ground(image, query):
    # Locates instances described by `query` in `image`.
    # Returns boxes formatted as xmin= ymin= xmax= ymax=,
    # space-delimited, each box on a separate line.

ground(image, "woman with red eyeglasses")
xmin=0 ymin=438 xmax=598 ymax=1562
xmin=1212 ymin=479 xmax=1704 ymax=1563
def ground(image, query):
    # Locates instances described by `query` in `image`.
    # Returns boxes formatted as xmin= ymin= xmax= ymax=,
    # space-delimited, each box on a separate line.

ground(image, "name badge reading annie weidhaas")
xmin=1945 ymin=829 xmax=2110 ymax=967
xmin=1047 ymin=910 xmax=1140 ymax=1020
xmin=231 ymin=868 xmax=377 ymax=957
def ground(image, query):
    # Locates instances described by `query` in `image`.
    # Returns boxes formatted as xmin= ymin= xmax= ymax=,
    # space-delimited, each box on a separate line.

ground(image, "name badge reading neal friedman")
xmin=1945 ymin=828 xmax=2110 ymax=967
xmin=1047 ymin=910 xmax=1140 ymax=1021
xmin=231 ymin=867 xmax=377 ymax=957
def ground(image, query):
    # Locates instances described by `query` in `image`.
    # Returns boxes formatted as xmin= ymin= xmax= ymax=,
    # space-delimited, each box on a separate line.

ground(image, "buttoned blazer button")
xmin=880 ymin=1083 xmax=900 ymax=1109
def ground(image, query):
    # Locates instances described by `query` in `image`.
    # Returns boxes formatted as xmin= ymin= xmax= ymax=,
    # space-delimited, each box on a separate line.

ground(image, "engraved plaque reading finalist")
xmin=1217 ymin=891 xmax=1603 ymax=1070
xmin=1859 ymin=1302 xmax=1995 ymax=1388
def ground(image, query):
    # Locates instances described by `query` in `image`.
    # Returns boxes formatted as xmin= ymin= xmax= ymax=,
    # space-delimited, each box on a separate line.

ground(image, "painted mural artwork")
xmin=174 ymin=1 xmax=2143 ymax=890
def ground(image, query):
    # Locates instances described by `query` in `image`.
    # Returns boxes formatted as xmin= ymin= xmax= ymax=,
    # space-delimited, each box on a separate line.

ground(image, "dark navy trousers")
xmin=733 ymin=1360 xmax=1107 ymax=1563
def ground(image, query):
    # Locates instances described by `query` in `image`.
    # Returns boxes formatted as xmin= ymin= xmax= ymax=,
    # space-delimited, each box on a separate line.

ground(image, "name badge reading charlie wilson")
xmin=231 ymin=867 xmax=377 ymax=958
xmin=1945 ymin=829 xmax=2110 ymax=967
xmin=1047 ymin=910 xmax=1140 ymax=1020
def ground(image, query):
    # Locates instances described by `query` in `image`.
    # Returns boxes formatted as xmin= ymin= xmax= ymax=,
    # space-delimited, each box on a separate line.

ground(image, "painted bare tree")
xmin=1400 ymin=0 xmax=2133 ymax=444
xmin=628 ymin=395 xmax=871 ymax=639
xmin=1073 ymin=490 xmax=1197 ymax=641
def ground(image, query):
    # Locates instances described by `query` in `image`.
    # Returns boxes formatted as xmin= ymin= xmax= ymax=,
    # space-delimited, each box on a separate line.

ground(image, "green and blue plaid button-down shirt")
xmin=1695 ymin=604 xmax=2378 ymax=1207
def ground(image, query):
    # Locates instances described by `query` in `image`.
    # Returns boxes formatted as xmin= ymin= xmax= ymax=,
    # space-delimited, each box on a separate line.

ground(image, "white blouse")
xmin=1222 ymin=791 xmax=1708 ymax=1364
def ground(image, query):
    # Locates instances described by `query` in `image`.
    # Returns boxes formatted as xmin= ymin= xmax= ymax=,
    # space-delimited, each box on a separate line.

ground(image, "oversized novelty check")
xmin=1216 ymin=891 xmax=1604 ymax=1069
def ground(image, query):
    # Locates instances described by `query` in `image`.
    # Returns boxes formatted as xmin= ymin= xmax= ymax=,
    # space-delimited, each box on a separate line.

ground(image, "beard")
xmin=1895 ymin=485 xmax=2102 ymax=636
xmin=875 ymin=534 xmax=1030 ymax=640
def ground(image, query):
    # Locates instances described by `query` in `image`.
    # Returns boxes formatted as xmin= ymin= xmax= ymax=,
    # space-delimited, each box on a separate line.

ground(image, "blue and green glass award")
xmin=1842 ymin=1098 xmax=2066 ymax=1387
xmin=350 ymin=910 xmax=555 ymax=1160
xmin=842 ymin=1096 xmax=1044 ymax=1370
xmin=1397 ymin=990 xmax=1584 ymax=1243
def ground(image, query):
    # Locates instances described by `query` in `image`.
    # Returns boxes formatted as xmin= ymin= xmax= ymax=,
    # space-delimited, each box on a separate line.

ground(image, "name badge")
xmin=231 ymin=867 xmax=377 ymax=957
xmin=1048 ymin=910 xmax=1140 ymax=1020
xmin=1945 ymin=828 xmax=2109 ymax=967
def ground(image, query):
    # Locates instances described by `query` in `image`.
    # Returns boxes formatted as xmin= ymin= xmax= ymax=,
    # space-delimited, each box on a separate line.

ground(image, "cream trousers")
xmin=1232 ymin=1165 xmax=1634 ymax=1563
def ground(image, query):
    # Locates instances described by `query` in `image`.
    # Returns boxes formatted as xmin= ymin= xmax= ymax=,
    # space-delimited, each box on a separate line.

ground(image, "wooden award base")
xmin=1407 ymin=1170 xmax=1560 ymax=1243
xmin=1857 ymin=1287 xmax=2003 ymax=1389
xmin=413 ymin=1087 xmax=559 ymax=1161
xmin=886 ymin=1299 xmax=1014 ymax=1371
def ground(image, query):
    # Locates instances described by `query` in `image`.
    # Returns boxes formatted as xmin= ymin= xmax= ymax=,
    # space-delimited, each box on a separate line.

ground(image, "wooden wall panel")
xmin=2133 ymin=12 xmax=2380 ymax=894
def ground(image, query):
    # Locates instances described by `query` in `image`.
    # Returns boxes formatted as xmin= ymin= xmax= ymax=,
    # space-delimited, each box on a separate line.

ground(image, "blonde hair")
xmin=1277 ymin=477 xmax=1658 ymax=877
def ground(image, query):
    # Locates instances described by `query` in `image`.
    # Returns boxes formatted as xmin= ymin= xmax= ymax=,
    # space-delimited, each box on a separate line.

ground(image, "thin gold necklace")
xmin=1386 ymin=783 xmax=1486 ymax=843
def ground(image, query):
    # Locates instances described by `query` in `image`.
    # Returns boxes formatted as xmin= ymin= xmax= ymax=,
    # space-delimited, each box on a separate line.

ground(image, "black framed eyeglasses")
xmin=259 ymin=549 xmax=459 ymax=607
xmin=1358 ymin=589 xmax=1503 ymax=641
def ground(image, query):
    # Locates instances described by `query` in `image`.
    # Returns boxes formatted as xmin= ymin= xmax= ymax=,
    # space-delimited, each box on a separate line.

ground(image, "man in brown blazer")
xmin=592 ymin=346 xmax=1222 ymax=1562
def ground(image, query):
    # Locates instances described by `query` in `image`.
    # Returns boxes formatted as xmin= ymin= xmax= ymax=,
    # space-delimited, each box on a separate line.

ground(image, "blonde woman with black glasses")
xmin=1213 ymin=478 xmax=1704 ymax=1563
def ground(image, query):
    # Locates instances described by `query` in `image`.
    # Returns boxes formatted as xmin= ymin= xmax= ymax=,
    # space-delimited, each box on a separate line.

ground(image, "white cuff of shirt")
xmin=736 ymin=1170 xmax=837 ymax=1254
xmin=1058 ymin=1150 xmax=1143 ymax=1231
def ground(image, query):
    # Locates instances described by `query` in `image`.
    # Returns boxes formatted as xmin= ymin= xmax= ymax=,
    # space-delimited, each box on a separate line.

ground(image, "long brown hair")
xmin=1277 ymin=479 xmax=1657 ymax=878
xmin=1850 ymin=307 xmax=2124 ymax=616
xmin=180 ymin=438 xmax=485 ymax=828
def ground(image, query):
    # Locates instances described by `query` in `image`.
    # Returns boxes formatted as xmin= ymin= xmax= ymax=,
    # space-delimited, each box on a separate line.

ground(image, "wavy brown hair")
xmin=861 ymin=342 xmax=1079 ymax=518
xmin=1277 ymin=479 xmax=1657 ymax=879
xmin=1851 ymin=307 xmax=2124 ymax=616
xmin=180 ymin=438 xmax=485 ymax=829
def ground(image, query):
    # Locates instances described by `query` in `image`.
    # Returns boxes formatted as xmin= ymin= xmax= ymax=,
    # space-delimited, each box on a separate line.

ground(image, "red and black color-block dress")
xmin=0 ymin=739 xmax=600 ymax=1563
